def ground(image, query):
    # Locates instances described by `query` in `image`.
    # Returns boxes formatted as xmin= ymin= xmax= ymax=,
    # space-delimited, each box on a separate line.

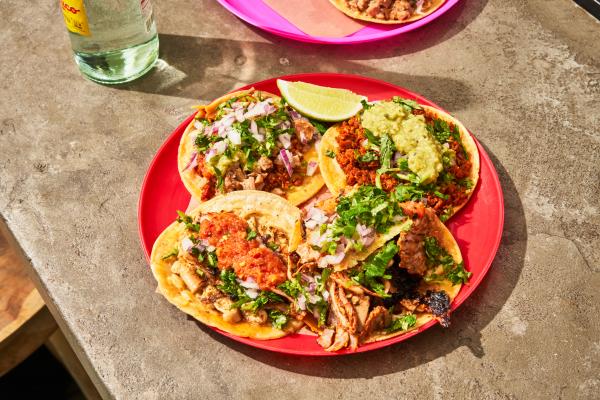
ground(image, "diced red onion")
xmin=182 ymin=152 xmax=198 ymax=172
xmin=305 ymin=219 xmax=318 ymax=230
xmin=250 ymin=120 xmax=258 ymax=135
xmin=301 ymin=274 xmax=316 ymax=284
xmin=181 ymin=237 xmax=194 ymax=252
xmin=193 ymin=121 xmax=204 ymax=130
xmin=361 ymin=235 xmax=375 ymax=247
xmin=278 ymin=133 xmax=292 ymax=149
xmin=393 ymin=151 xmax=405 ymax=164
xmin=239 ymin=277 xmax=260 ymax=290
xmin=297 ymin=294 xmax=307 ymax=311
xmin=356 ymin=224 xmax=373 ymax=237
xmin=234 ymin=108 xmax=245 ymax=122
xmin=279 ymin=149 xmax=293 ymax=177
xmin=322 ymin=290 xmax=330 ymax=301
xmin=306 ymin=161 xmax=318 ymax=177
xmin=308 ymin=293 xmax=321 ymax=304
xmin=289 ymin=109 xmax=302 ymax=119
xmin=361 ymin=139 xmax=369 ymax=147
xmin=206 ymin=245 xmax=216 ymax=252
xmin=246 ymin=289 xmax=259 ymax=299
xmin=204 ymin=124 xmax=214 ymax=136
xmin=309 ymin=231 xmax=327 ymax=246
xmin=443 ymin=142 xmax=450 ymax=148
xmin=213 ymin=141 xmax=227 ymax=154
xmin=227 ymin=129 xmax=241 ymax=145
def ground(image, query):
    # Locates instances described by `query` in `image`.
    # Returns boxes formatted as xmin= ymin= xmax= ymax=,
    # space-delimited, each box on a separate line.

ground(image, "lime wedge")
xmin=277 ymin=79 xmax=366 ymax=122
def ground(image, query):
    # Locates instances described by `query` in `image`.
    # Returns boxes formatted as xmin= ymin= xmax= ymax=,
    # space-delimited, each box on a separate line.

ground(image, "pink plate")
xmin=216 ymin=0 xmax=461 ymax=44
xmin=138 ymin=73 xmax=504 ymax=355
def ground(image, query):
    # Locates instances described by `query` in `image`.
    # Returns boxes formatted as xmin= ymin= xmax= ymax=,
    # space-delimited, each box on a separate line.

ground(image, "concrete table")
xmin=1 ymin=0 xmax=599 ymax=398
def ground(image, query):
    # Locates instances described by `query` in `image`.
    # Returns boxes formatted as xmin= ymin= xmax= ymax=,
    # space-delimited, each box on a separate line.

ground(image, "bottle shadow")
xmin=115 ymin=0 xmax=489 ymax=112
xmin=192 ymin=141 xmax=526 ymax=379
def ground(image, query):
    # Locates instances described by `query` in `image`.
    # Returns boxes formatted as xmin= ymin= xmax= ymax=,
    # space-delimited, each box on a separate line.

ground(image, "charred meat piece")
xmin=422 ymin=290 xmax=451 ymax=327
xmin=397 ymin=206 xmax=437 ymax=276
xmin=382 ymin=264 xmax=421 ymax=308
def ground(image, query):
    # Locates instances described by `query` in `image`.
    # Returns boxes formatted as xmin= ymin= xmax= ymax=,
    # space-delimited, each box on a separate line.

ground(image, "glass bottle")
xmin=60 ymin=0 xmax=159 ymax=84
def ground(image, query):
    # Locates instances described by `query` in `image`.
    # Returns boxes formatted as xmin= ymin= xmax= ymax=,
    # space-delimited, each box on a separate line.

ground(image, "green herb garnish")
xmin=325 ymin=149 xmax=336 ymax=158
xmin=176 ymin=211 xmax=200 ymax=232
xmin=268 ymin=310 xmax=288 ymax=329
xmin=387 ymin=314 xmax=417 ymax=332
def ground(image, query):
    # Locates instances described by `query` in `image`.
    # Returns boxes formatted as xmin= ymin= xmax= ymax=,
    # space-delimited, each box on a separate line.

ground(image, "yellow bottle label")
xmin=61 ymin=0 xmax=90 ymax=36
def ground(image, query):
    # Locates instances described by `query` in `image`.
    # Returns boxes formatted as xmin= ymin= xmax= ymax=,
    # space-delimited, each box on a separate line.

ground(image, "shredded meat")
xmin=397 ymin=206 xmax=438 ymax=276
xmin=293 ymin=119 xmax=316 ymax=143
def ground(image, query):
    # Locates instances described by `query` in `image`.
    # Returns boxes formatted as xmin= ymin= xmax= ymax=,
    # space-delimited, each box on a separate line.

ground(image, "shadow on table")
xmin=195 ymin=143 xmax=527 ymax=378
xmin=116 ymin=0 xmax=489 ymax=112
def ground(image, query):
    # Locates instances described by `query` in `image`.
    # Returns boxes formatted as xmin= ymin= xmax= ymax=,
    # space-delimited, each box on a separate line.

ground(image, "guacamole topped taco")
xmin=150 ymin=191 xmax=305 ymax=339
xmin=318 ymin=97 xmax=480 ymax=221
xmin=179 ymin=89 xmax=324 ymax=206
xmin=330 ymin=0 xmax=445 ymax=24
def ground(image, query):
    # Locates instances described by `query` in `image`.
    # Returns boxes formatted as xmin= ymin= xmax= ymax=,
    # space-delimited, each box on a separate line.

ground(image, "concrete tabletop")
xmin=2 ymin=0 xmax=599 ymax=398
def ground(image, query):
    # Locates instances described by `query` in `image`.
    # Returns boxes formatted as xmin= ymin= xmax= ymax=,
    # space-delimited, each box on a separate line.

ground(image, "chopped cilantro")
xmin=350 ymin=241 xmax=397 ymax=297
xmin=325 ymin=149 xmax=336 ymax=158
xmin=213 ymin=166 xmax=224 ymax=192
xmin=176 ymin=211 xmax=200 ymax=232
xmin=358 ymin=151 xmax=379 ymax=163
xmin=387 ymin=314 xmax=417 ymax=332
xmin=266 ymin=242 xmax=280 ymax=252
xmin=423 ymin=236 xmax=471 ymax=285
xmin=246 ymin=229 xmax=258 ymax=241
xmin=434 ymin=190 xmax=449 ymax=200
xmin=308 ymin=118 xmax=329 ymax=135
xmin=219 ymin=269 xmax=282 ymax=311
xmin=363 ymin=128 xmax=380 ymax=146
xmin=361 ymin=99 xmax=373 ymax=110
xmin=268 ymin=310 xmax=288 ymax=329
xmin=392 ymin=97 xmax=422 ymax=112
xmin=278 ymin=278 xmax=304 ymax=298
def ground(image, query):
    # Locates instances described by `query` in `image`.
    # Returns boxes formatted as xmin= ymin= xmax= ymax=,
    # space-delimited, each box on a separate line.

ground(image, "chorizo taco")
xmin=150 ymin=191 xmax=305 ymax=339
xmin=318 ymin=97 xmax=480 ymax=221
xmin=179 ymin=89 xmax=324 ymax=206
xmin=330 ymin=0 xmax=445 ymax=24
xmin=313 ymin=202 xmax=470 ymax=351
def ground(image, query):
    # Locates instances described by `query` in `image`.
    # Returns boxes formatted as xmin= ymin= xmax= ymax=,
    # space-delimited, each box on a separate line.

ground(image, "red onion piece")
xmin=278 ymin=133 xmax=292 ymax=149
xmin=227 ymin=129 xmax=241 ymax=145
xmin=181 ymin=237 xmax=194 ymax=252
xmin=306 ymin=161 xmax=318 ymax=177
xmin=182 ymin=152 xmax=198 ymax=172
xmin=279 ymin=149 xmax=293 ymax=177
xmin=297 ymin=294 xmax=307 ymax=311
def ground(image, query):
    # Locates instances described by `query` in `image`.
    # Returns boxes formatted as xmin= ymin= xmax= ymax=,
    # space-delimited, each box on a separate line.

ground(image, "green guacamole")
xmin=361 ymin=101 xmax=443 ymax=184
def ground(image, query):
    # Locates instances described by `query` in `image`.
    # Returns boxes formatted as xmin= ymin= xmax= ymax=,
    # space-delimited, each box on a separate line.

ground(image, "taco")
xmin=179 ymin=89 xmax=324 ymax=206
xmin=330 ymin=0 xmax=445 ymax=24
xmin=313 ymin=202 xmax=470 ymax=351
xmin=318 ymin=97 xmax=480 ymax=221
xmin=150 ymin=190 xmax=305 ymax=339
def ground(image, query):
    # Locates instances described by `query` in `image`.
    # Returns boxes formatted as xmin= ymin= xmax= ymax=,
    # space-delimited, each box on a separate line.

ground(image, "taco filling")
xmin=164 ymin=210 xmax=297 ymax=329
xmin=331 ymin=0 xmax=444 ymax=24
xmin=180 ymin=89 xmax=323 ymax=203
xmin=321 ymin=97 xmax=477 ymax=221
xmin=296 ymin=185 xmax=412 ymax=272
xmin=311 ymin=204 xmax=471 ymax=351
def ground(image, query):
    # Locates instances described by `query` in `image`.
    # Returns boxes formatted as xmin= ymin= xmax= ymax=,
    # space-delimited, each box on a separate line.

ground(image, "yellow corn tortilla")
xmin=178 ymin=89 xmax=324 ymax=206
xmin=150 ymin=191 xmax=304 ymax=339
xmin=318 ymin=104 xmax=480 ymax=220
xmin=329 ymin=0 xmax=445 ymax=24
xmin=364 ymin=210 xmax=463 ymax=343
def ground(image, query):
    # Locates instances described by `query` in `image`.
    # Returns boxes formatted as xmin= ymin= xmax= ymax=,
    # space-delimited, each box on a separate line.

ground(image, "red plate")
xmin=138 ymin=73 xmax=504 ymax=355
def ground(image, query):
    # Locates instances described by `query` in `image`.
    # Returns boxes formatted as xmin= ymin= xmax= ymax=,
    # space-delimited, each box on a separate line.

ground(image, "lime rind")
xmin=277 ymin=79 xmax=366 ymax=122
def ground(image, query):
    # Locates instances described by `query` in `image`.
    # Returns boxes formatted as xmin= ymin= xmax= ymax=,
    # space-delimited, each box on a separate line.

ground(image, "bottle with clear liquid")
xmin=60 ymin=0 xmax=159 ymax=84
